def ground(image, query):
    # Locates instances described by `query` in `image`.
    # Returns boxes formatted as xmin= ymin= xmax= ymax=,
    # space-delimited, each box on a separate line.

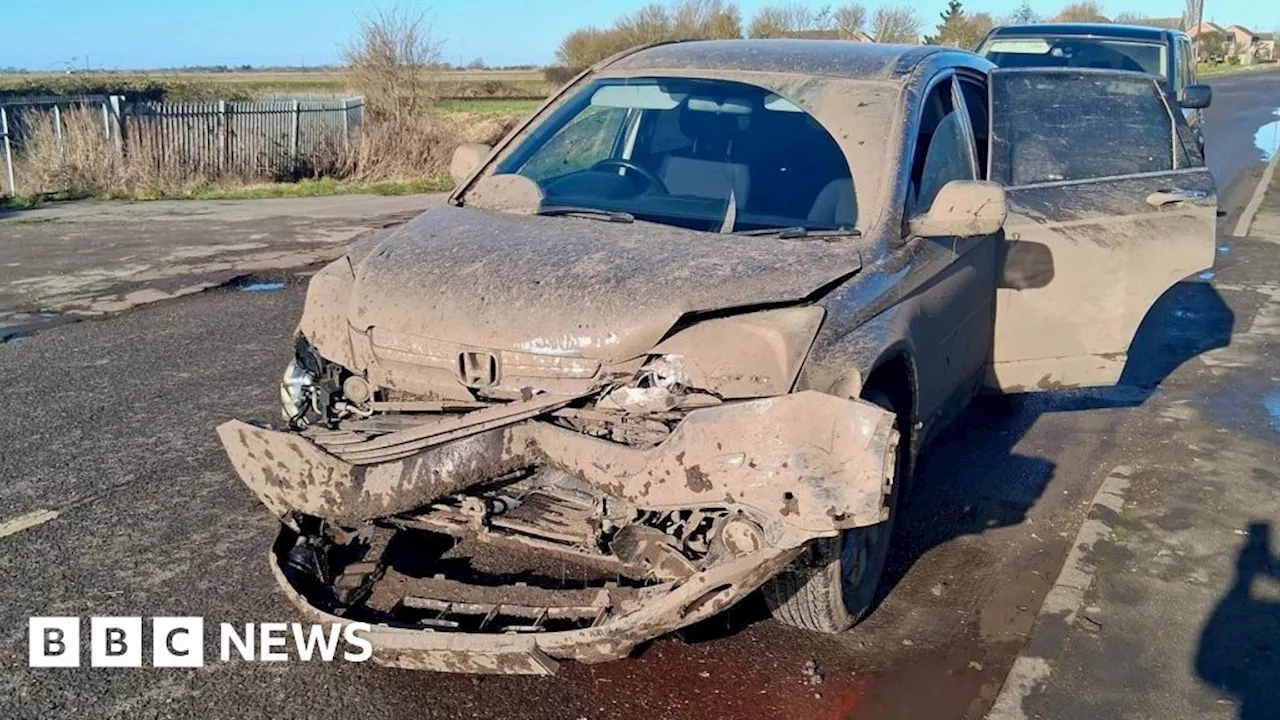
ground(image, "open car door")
xmin=985 ymin=68 xmax=1217 ymax=391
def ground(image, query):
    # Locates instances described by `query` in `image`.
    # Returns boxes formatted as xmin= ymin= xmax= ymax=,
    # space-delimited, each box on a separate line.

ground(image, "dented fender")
xmin=218 ymin=391 xmax=898 ymax=540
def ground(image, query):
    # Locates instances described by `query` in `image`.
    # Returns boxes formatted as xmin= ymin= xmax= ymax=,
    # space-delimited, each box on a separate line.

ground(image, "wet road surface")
xmin=0 ymin=69 xmax=1277 ymax=720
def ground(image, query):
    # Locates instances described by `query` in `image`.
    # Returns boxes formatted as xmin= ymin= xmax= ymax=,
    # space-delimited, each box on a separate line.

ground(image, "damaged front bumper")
xmin=218 ymin=391 xmax=897 ymax=674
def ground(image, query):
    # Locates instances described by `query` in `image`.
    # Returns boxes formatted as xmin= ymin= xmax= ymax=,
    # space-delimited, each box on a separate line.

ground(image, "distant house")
xmin=1224 ymin=25 xmax=1276 ymax=62
xmin=1185 ymin=21 xmax=1225 ymax=41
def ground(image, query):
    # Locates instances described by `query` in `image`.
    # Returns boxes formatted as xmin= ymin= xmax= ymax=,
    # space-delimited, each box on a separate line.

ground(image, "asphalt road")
xmin=1203 ymin=68 xmax=1280 ymax=200
xmin=0 ymin=69 xmax=1277 ymax=720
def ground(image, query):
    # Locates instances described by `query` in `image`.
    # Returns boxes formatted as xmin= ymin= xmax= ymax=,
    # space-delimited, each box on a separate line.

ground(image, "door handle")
xmin=1146 ymin=189 xmax=1207 ymax=208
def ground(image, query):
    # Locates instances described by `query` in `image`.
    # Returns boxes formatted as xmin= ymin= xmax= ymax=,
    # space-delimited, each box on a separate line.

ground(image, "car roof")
xmin=987 ymin=23 xmax=1180 ymax=43
xmin=608 ymin=39 xmax=970 ymax=83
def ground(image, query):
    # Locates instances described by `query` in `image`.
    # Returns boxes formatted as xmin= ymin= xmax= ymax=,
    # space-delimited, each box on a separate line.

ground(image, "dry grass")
xmin=4 ymin=10 xmax=533 ymax=202
xmin=9 ymin=105 xmax=518 ymax=200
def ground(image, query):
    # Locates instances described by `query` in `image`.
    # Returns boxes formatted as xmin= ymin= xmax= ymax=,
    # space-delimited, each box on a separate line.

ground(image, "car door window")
xmin=990 ymin=70 xmax=1184 ymax=186
xmin=908 ymin=76 xmax=976 ymax=216
xmin=957 ymin=77 xmax=990 ymax=179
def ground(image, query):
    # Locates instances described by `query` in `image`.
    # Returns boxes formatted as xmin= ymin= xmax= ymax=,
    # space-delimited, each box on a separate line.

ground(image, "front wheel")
xmin=762 ymin=390 xmax=904 ymax=632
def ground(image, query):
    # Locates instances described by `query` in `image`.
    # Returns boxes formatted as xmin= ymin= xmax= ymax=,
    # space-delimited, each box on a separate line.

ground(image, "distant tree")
xmin=747 ymin=3 xmax=868 ymax=38
xmin=833 ymin=4 xmax=868 ymax=37
xmin=344 ymin=6 xmax=442 ymax=120
xmin=1113 ymin=11 xmax=1147 ymax=25
xmin=747 ymin=2 xmax=817 ymax=37
xmin=671 ymin=0 xmax=743 ymax=38
xmin=872 ymin=5 xmax=921 ymax=43
xmin=555 ymin=0 xmax=741 ymax=71
xmin=1198 ymin=30 xmax=1226 ymax=60
xmin=1055 ymin=1 xmax=1109 ymax=22
xmin=1182 ymin=0 xmax=1203 ymax=31
xmin=467 ymin=57 xmax=486 ymax=69
xmin=927 ymin=1 xmax=991 ymax=48
xmin=927 ymin=0 xmax=963 ymax=43
xmin=554 ymin=27 xmax=634 ymax=70
xmin=1011 ymin=0 xmax=1038 ymax=24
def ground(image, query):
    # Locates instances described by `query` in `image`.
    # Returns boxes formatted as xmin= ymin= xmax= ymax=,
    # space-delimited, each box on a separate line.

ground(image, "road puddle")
xmin=1256 ymin=109 xmax=1280 ymax=161
xmin=1264 ymin=392 xmax=1280 ymax=428
xmin=237 ymin=282 xmax=286 ymax=292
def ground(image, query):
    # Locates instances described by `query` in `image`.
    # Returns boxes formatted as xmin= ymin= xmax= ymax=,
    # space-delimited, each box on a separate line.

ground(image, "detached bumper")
xmin=219 ymin=391 xmax=897 ymax=673
xmin=268 ymin=532 xmax=803 ymax=673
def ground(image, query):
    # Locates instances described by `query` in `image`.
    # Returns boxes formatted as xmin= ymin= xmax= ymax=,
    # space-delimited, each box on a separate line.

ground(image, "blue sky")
xmin=5 ymin=0 xmax=1278 ymax=70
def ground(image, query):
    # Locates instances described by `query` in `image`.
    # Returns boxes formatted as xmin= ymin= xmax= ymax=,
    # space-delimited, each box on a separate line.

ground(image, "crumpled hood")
xmin=346 ymin=205 xmax=861 ymax=363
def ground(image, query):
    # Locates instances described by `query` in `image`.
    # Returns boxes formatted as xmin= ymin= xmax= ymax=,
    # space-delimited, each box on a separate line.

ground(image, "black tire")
xmin=762 ymin=389 xmax=905 ymax=633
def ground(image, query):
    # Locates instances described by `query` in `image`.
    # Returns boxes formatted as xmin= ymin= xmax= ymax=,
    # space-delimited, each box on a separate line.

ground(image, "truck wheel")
xmin=762 ymin=389 xmax=904 ymax=633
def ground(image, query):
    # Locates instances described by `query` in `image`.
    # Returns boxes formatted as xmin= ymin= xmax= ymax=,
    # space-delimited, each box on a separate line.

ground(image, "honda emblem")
xmin=458 ymin=351 xmax=498 ymax=388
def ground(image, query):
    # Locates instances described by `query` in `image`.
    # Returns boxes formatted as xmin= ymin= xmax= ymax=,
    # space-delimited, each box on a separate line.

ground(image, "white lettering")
xmin=291 ymin=623 xmax=342 ymax=662
xmin=342 ymin=623 xmax=373 ymax=662
xmin=220 ymin=623 xmax=255 ymax=662
xmin=259 ymin=622 xmax=289 ymax=661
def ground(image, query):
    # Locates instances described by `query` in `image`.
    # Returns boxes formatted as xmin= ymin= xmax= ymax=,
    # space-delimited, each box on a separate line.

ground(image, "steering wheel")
xmin=590 ymin=158 xmax=668 ymax=194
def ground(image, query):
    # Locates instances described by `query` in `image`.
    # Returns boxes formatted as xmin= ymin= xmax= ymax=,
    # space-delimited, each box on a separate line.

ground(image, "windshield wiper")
xmin=537 ymin=206 xmax=635 ymax=223
xmin=736 ymin=226 xmax=862 ymax=240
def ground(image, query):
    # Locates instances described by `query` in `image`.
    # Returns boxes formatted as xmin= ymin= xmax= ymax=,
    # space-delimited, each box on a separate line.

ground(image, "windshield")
xmin=979 ymin=36 xmax=1168 ymax=77
xmin=488 ymin=77 xmax=856 ymax=233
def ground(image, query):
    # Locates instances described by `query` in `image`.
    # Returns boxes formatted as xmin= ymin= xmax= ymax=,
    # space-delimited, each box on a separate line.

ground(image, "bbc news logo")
xmin=29 ymin=617 xmax=372 ymax=667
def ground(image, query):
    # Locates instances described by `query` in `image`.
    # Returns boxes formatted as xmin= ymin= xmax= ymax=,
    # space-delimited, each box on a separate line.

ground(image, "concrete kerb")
xmin=985 ymin=465 xmax=1135 ymax=720
xmin=1232 ymin=148 xmax=1280 ymax=238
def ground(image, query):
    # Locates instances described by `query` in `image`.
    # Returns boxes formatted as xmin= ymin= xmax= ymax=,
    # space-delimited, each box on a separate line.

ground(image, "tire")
xmin=762 ymin=389 xmax=905 ymax=633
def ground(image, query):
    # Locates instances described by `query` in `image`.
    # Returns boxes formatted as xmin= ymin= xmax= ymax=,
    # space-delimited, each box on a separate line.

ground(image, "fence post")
xmin=109 ymin=95 xmax=126 ymax=159
xmin=1 ymin=107 xmax=14 ymax=196
xmin=290 ymin=100 xmax=300 ymax=170
xmin=217 ymin=100 xmax=227 ymax=174
xmin=101 ymin=100 xmax=111 ymax=143
xmin=52 ymin=104 xmax=63 ymax=161
xmin=342 ymin=99 xmax=350 ymax=153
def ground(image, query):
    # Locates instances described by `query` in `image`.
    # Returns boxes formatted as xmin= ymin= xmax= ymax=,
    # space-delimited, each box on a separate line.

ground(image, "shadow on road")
xmin=878 ymin=280 xmax=1235 ymax=610
xmin=1195 ymin=522 xmax=1280 ymax=720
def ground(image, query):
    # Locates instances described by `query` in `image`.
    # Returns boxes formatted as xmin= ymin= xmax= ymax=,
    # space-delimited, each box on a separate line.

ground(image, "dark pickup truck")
xmin=977 ymin=23 xmax=1212 ymax=152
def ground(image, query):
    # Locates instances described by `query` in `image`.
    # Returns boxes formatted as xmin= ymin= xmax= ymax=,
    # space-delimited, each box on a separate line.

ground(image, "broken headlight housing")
xmin=280 ymin=359 xmax=316 ymax=424
xmin=280 ymin=336 xmax=340 ymax=428
xmin=601 ymin=306 xmax=826 ymax=411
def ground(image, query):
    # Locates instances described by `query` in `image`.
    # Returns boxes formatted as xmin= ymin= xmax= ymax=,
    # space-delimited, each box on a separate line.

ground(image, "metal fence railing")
xmin=0 ymin=95 xmax=365 ymax=196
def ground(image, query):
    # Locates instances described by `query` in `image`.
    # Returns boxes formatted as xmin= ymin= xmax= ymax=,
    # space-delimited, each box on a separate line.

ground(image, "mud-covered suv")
xmin=219 ymin=39 xmax=1216 ymax=675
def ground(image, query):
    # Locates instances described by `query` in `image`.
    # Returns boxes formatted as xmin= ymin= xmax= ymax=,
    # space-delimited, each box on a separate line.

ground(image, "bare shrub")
xmin=13 ymin=107 xmax=124 ymax=197
xmin=543 ymin=65 xmax=580 ymax=89
xmin=556 ymin=0 xmax=742 ymax=71
xmin=832 ymin=5 xmax=868 ymax=37
xmin=344 ymin=6 xmax=442 ymax=121
xmin=1054 ymin=1 xmax=1109 ymax=23
xmin=747 ymin=2 xmax=818 ymax=37
xmin=872 ymin=6 xmax=922 ymax=43
xmin=342 ymin=114 xmax=458 ymax=182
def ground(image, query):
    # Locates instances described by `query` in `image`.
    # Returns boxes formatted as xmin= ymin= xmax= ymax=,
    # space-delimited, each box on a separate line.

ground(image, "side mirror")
xmin=1180 ymin=84 xmax=1212 ymax=110
xmin=909 ymin=180 xmax=1007 ymax=238
xmin=450 ymin=143 xmax=492 ymax=184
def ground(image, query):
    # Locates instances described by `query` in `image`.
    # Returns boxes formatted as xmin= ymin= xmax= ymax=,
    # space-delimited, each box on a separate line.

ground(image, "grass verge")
xmin=1198 ymin=62 xmax=1280 ymax=77
xmin=438 ymin=98 xmax=542 ymax=116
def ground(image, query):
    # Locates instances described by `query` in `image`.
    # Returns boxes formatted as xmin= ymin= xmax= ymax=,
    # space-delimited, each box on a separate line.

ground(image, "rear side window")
xmin=990 ymin=71 xmax=1179 ymax=186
